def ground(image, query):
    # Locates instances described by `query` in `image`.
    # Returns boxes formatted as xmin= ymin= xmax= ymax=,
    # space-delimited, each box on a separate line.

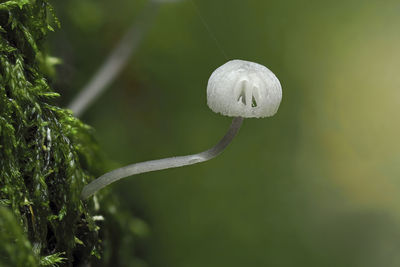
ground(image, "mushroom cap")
xmin=207 ymin=59 xmax=282 ymax=118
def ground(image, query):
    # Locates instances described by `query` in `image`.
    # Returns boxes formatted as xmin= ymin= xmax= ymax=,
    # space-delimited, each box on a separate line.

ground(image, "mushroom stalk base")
xmin=81 ymin=117 xmax=243 ymax=199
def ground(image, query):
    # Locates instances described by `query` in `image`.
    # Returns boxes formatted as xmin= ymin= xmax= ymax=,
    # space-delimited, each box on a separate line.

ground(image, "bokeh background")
xmin=50 ymin=0 xmax=400 ymax=266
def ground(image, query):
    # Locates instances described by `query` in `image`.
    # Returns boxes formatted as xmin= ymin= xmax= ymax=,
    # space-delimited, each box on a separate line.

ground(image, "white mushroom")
xmin=81 ymin=60 xmax=282 ymax=199
xmin=207 ymin=59 xmax=282 ymax=118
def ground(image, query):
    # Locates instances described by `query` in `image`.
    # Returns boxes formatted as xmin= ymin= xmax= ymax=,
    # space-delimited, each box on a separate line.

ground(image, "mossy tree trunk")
xmin=1 ymin=1 xmax=148 ymax=266
xmin=0 ymin=0 xmax=102 ymax=265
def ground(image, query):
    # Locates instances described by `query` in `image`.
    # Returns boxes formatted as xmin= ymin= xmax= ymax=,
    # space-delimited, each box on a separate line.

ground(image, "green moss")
xmin=0 ymin=206 xmax=38 ymax=267
xmin=0 ymin=0 xmax=103 ymax=265
xmin=0 ymin=1 xmax=149 ymax=265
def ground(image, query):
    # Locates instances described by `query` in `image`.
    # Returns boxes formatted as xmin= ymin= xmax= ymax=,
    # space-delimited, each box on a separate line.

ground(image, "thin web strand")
xmin=190 ymin=0 xmax=229 ymax=60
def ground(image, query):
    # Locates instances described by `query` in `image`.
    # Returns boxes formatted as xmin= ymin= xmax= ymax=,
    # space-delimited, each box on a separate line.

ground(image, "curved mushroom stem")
xmin=81 ymin=117 xmax=243 ymax=199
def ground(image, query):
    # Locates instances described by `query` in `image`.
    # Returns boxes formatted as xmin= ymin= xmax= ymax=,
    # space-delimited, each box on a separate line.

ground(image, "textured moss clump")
xmin=0 ymin=0 xmax=102 ymax=265
xmin=0 ymin=206 xmax=38 ymax=266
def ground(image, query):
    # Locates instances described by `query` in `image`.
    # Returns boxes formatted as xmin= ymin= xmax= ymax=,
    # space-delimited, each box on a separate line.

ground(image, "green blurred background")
xmin=50 ymin=0 xmax=400 ymax=266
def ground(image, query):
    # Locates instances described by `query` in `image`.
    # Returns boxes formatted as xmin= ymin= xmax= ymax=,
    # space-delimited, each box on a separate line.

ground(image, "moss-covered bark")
xmin=0 ymin=0 xmax=103 ymax=265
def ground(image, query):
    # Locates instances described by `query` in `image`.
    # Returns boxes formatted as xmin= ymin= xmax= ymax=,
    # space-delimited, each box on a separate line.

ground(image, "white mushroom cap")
xmin=207 ymin=59 xmax=282 ymax=118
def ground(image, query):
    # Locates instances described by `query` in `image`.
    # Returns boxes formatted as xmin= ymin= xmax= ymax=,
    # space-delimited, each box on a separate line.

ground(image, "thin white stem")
xmin=68 ymin=1 xmax=160 ymax=117
xmin=81 ymin=117 xmax=243 ymax=199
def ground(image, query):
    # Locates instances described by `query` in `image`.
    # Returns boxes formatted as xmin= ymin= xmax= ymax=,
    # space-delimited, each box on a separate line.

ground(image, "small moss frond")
xmin=39 ymin=252 xmax=66 ymax=267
